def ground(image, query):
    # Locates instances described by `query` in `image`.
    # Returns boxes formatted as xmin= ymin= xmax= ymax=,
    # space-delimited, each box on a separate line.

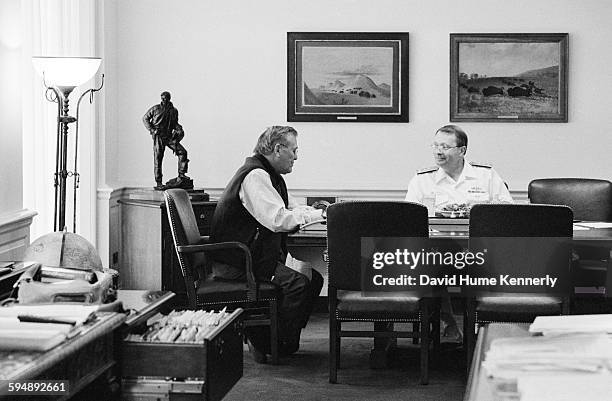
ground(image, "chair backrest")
xmin=528 ymin=178 xmax=612 ymax=221
xmin=326 ymin=201 xmax=428 ymax=291
xmin=469 ymin=203 xmax=573 ymax=237
xmin=469 ymin=204 xmax=573 ymax=295
xmin=164 ymin=189 xmax=201 ymax=246
xmin=164 ymin=189 xmax=206 ymax=285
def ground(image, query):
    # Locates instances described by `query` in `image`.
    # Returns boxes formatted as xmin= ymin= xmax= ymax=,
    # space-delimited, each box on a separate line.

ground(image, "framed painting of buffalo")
xmin=450 ymin=33 xmax=568 ymax=122
xmin=287 ymin=32 xmax=409 ymax=122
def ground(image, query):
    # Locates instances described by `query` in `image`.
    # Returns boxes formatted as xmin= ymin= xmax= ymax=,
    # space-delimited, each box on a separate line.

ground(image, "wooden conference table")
xmin=289 ymin=217 xmax=612 ymax=290
xmin=289 ymin=218 xmax=612 ymax=369
xmin=289 ymin=218 xmax=612 ymax=245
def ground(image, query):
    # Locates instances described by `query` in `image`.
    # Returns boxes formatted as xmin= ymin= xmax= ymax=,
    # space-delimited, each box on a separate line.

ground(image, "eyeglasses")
xmin=278 ymin=143 xmax=298 ymax=156
xmin=430 ymin=144 xmax=461 ymax=151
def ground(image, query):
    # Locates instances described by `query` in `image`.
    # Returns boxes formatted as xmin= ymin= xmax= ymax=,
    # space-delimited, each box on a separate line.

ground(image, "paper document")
xmin=482 ymin=333 xmax=612 ymax=379
xmin=486 ymin=333 xmax=612 ymax=360
xmin=286 ymin=254 xmax=313 ymax=281
xmin=0 ymin=317 xmax=74 ymax=333
xmin=517 ymin=373 xmax=612 ymax=401
xmin=0 ymin=304 xmax=98 ymax=325
xmin=572 ymin=224 xmax=590 ymax=230
xmin=574 ymin=222 xmax=612 ymax=229
xmin=530 ymin=314 xmax=612 ymax=335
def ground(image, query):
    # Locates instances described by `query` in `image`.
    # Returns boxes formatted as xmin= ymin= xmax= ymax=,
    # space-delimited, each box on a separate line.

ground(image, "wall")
xmin=106 ymin=0 xmax=612 ymax=194
xmin=0 ymin=0 xmax=22 ymax=212
xmin=0 ymin=0 xmax=37 ymax=260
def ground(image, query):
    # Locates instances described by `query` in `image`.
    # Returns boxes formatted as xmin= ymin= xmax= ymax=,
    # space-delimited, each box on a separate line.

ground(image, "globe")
xmin=23 ymin=231 xmax=103 ymax=272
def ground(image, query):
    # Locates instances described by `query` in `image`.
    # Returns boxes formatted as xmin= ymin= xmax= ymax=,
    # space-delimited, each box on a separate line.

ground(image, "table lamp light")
xmin=32 ymin=56 xmax=103 ymax=232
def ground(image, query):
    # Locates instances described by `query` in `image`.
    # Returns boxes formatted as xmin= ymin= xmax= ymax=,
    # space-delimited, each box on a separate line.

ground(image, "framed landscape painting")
xmin=450 ymin=33 xmax=568 ymax=122
xmin=287 ymin=32 xmax=409 ymax=122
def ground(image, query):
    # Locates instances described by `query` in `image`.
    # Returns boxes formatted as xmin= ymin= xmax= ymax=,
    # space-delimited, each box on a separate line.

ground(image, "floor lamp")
xmin=32 ymin=56 xmax=103 ymax=232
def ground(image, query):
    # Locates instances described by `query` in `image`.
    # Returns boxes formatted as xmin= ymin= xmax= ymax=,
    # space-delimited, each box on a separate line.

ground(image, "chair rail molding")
xmin=119 ymin=187 xmax=528 ymax=204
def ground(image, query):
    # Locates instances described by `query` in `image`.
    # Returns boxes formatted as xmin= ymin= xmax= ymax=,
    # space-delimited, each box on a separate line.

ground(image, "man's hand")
xmin=312 ymin=200 xmax=331 ymax=219
xmin=311 ymin=200 xmax=331 ymax=210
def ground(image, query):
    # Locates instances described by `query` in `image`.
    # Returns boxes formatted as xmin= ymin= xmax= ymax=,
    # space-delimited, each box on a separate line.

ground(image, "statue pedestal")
xmin=128 ymin=188 xmax=209 ymax=202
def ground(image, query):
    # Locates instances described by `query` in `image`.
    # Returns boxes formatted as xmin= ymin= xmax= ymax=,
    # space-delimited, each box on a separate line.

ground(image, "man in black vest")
xmin=210 ymin=126 xmax=325 ymax=363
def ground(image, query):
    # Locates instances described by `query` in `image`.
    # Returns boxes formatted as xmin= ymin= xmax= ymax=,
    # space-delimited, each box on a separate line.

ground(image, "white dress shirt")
xmin=404 ymin=161 xmax=513 ymax=208
xmin=239 ymin=169 xmax=323 ymax=233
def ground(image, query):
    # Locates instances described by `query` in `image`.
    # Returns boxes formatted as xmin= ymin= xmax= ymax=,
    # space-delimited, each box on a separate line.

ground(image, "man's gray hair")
xmin=253 ymin=126 xmax=298 ymax=155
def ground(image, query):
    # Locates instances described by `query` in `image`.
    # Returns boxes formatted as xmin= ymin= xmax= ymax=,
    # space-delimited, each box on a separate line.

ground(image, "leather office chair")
xmin=327 ymin=201 xmax=438 ymax=385
xmin=464 ymin=204 xmax=573 ymax=365
xmin=528 ymin=178 xmax=612 ymax=291
xmin=164 ymin=189 xmax=280 ymax=363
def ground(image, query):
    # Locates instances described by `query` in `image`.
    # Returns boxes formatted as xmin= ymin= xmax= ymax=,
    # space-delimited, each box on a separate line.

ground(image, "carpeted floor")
xmin=225 ymin=313 xmax=467 ymax=401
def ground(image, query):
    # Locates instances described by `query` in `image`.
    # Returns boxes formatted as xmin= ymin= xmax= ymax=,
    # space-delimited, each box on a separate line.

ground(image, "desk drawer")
xmin=122 ymin=309 xmax=243 ymax=401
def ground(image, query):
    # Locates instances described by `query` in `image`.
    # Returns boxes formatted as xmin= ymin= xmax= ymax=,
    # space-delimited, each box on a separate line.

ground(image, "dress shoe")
xmin=247 ymin=339 xmax=268 ymax=364
xmin=280 ymin=330 xmax=301 ymax=356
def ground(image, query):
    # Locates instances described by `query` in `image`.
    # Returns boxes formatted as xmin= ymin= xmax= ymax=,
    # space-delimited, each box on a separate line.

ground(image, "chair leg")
xmin=336 ymin=321 xmax=341 ymax=369
xmin=420 ymin=303 xmax=430 ymax=385
xmin=371 ymin=322 xmax=395 ymax=369
xmin=269 ymin=299 xmax=279 ymax=365
xmin=464 ymin=301 xmax=477 ymax=371
xmin=432 ymin=301 xmax=441 ymax=354
xmin=329 ymin=312 xmax=338 ymax=383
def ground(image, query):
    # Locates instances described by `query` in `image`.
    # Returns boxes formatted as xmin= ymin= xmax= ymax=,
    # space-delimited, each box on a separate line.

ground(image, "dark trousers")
xmin=153 ymin=135 xmax=188 ymax=183
xmin=248 ymin=263 xmax=323 ymax=355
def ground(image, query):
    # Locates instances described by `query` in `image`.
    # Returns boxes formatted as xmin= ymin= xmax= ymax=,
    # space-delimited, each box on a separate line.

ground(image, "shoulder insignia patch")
xmin=416 ymin=166 xmax=439 ymax=175
xmin=469 ymin=161 xmax=492 ymax=169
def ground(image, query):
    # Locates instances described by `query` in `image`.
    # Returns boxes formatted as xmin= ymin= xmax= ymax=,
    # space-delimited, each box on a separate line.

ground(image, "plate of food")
xmin=435 ymin=203 xmax=470 ymax=218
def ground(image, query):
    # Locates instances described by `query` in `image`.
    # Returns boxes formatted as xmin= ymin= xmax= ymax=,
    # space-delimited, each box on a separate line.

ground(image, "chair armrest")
xmin=176 ymin=240 xmax=257 ymax=296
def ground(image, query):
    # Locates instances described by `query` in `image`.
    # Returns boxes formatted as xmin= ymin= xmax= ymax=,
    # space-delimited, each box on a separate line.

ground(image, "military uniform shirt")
xmin=404 ymin=161 xmax=513 ymax=208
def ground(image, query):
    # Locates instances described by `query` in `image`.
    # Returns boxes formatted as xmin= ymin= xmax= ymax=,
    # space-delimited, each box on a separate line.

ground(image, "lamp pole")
xmin=54 ymin=86 xmax=77 ymax=231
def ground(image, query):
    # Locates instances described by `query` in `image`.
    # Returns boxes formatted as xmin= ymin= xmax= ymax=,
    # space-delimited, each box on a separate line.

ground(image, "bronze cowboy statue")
xmin=143 ymin=91 xmax=193 ymax=190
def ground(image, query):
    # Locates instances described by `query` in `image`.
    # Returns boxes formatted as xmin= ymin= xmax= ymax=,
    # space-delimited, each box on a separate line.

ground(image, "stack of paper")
xmin=483 ymin=333 xmax=612 ymax=379
xmin=0 ymin=304 xmax=98 ymax=351
xmin=0 ymin=304 xmax=98 ymax=324
xmin=517 ymin=373 xmax=612 ymax=401
xmin=483 ymin=317 xmax=612 ymax=401
xmin=530 ymin=314 xmax=612 ymax=335
xmin=574 ymin=222 xmax=612 ymax=229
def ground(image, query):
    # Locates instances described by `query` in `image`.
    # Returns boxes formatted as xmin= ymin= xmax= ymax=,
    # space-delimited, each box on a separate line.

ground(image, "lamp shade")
xmin=32 ymin=56 xmax=101 ymax=88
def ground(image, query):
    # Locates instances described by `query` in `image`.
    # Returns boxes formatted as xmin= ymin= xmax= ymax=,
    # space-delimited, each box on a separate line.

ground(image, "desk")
xmin=290 ymin=219 xmax=612 ymax=244
xmin=289 ymin=220 xmax=612 ymax=298
xmin=464 ymin=323 xmax=530 ymax=401
xmin=0 ymin=312 xmax=126 ymax=401
xmin=0 ymin=292 xmax=175 ymax=400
